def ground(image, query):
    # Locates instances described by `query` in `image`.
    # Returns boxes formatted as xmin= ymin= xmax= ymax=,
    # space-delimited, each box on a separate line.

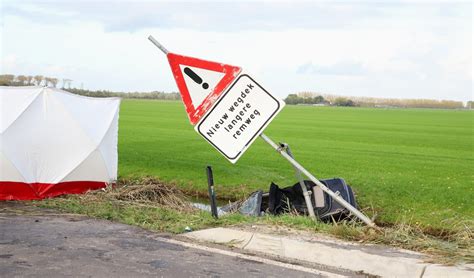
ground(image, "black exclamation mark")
xmin=184 ymin=67 xmax=209 ymax=89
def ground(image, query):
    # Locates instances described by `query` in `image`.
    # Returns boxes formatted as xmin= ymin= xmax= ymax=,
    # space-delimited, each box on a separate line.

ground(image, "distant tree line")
xmin=285 ymin=92 xmax=355 ymax=107
xmin=284 ymin=92 xmax=329 ymax=105
xmin=0 ymin=74 xmax=180 ymax=100
xmin=0 ymin=74 xmax=62 ymax=87
xmin=65 ymin=88 xmax=180 ymax=100
xmin=285 ymin=91 xmax=468 ymax=109
xmin=332 ymin=97 xmax=356 ymax=107
xmin=324 ymin=95 xmax=465 ymax=109
xmin=467 ymin=101 xmax=473 ymax=109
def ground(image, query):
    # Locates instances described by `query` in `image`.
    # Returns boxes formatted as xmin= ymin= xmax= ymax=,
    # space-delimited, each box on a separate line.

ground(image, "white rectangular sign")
xmin=195 ymin=74 xmax=285 ymax=163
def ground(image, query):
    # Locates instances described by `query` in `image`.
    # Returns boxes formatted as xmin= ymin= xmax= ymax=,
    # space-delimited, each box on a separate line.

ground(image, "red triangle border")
xmin=167 ymin=53 xmax=241 ymax=125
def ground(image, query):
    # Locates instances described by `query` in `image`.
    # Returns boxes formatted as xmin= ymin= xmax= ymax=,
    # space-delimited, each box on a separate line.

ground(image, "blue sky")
xmin=1 ymin=1 xmax=472 ymax=101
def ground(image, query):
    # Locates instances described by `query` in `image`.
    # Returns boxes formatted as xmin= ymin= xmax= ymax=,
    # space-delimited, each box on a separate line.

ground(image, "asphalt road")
xmin=0 ymin=203 xmax=325 ymax=277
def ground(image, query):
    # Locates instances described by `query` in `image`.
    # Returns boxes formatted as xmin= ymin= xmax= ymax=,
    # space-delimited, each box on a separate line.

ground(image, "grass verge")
xmin=36 ymin=178 xmax=473 ymax=265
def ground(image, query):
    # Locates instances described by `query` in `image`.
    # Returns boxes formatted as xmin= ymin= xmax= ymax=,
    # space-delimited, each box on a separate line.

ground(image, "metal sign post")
xmin=148 ymin=35 xmax=169 ymax=54
xmin=260 ymin=133 xmax=376 ymax=227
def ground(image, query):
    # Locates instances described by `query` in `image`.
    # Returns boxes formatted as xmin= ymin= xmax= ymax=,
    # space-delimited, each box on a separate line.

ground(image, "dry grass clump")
xmin=114 ymin=178 xmax=191 ymax=208
xmin=81 ymin=177 xmax=195 ymax=212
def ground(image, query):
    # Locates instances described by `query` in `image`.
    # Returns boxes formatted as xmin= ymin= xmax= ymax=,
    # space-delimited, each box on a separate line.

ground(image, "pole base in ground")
xmin=279 ymin=142 xmax=317 ymax=221
xmin=206 ymin=166 xmax=218 ymax=219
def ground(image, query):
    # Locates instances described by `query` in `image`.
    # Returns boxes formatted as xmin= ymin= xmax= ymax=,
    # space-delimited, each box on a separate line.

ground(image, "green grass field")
xmin=118 ymin=99 xmax=473 ymax=230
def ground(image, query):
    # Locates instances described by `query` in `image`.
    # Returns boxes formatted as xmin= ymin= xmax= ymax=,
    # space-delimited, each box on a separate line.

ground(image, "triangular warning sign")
xmin=167 ymin=53 xmax=241 ymax=124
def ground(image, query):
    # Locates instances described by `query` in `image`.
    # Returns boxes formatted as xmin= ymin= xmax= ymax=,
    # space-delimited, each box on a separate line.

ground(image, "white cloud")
xmin=1 ymin=1 xmax=472 ymax=101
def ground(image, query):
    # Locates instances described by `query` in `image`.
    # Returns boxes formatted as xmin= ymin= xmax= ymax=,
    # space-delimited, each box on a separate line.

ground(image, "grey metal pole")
xmin=280 ymin=143 xmax=317 ymax=221
xmin=260 ymin=133 xmax=376 ymax=227
xmin=148 ymin=35 xmax=169 ymax=55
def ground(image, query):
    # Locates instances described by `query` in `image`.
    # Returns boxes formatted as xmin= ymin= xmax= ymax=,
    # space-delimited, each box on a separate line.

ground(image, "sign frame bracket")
xmin=278 ymin=142 xmax=317 ymax=221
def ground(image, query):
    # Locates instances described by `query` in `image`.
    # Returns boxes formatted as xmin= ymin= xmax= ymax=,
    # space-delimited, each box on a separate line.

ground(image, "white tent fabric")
xmin=0 ymin=86 xmax=120 ymax=200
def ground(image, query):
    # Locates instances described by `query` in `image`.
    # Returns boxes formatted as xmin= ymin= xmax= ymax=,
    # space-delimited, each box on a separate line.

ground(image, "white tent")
xmin=0 ymin=86 xmax=120 ymax=200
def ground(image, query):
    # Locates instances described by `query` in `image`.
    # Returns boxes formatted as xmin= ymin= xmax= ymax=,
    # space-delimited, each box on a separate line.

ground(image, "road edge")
xmin=182 ymin=227 xmax=473 ymax=277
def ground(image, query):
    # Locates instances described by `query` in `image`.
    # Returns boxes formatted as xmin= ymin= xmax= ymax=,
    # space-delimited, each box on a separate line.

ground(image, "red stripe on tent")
xmin=0 ymin=181 xmax=108 ymax=200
